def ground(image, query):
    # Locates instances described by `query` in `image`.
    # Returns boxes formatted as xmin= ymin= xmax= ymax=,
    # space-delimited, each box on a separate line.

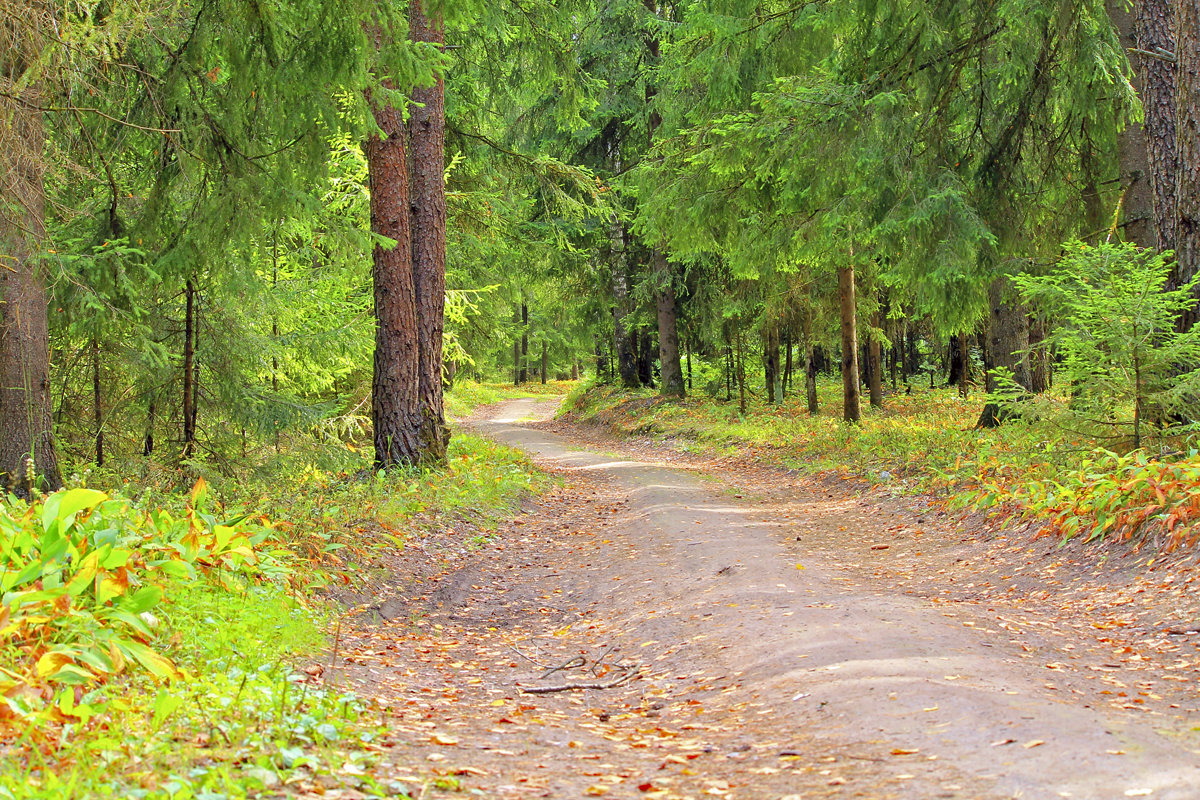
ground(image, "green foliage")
xmin=0 ymin=484 xmax=290 ymax=701
xmin=965 ymin=448 xmax=1200 ymax=549
xmin=1004 ymin=242 xmax=1200 ymax=447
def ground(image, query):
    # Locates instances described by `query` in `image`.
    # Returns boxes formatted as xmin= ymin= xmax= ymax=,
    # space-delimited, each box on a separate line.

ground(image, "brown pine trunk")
xmin=513 ymin=307 xmax=521 ymax=385
xmin=782 ymin=330 xmax=793 ymax=398
xmin=868 ymin=308 xmax=883 ymax=409
xmin=410 ymin=1 xmax=449 ymax=462
xmin=182 ymin=278 xmax=196 ymax=459
xmin=838 ymin=266 xmax=861 ymax=423
xmin=93 ymin=337 xmax=104 ymax=467
xmin=977 ymin=276 xmax=1032 ymax=427
xmin=736 ymin=324 xmax=747 ymax=415
xmin=763 ymin=328 xmax=778 ymax=404
xmin=1176 ymin=2 xmax=1200 ymax=330
xmin=365 ymin=71 xmax=421 ymax=468
xmin=636 ymin=328 xmax=653 ymax=387
xmin=803 ymin=310 xmax=818 ymax=414
xmin=654 ymin=251 xmax=685 ymax=397
xmin=1137 ymin=0 xmax=1179 ymax=253
xmin=520 ymin=302 xmax=529 ymax=384
xmin=0 ymin=96 xmax=60 ymax=493
xmin=1109 ymin=0 xmax=1157 ymax=246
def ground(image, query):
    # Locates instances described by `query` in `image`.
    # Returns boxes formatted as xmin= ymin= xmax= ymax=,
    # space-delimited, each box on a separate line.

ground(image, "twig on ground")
xmin=518 ymin=666 xmax=642 ymax=694
xmin=507 ymin=643 xmax=549 ymax=668
xmin=540 ymin=655 xmax=587 ymax=680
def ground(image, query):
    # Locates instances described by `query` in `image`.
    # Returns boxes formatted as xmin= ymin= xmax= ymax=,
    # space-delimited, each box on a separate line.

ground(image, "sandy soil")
xmin=323 ymin=399 xmax=1200 ymax=800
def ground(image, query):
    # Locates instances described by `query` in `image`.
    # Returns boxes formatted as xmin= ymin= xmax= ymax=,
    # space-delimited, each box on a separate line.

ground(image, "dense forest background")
xmin=4 ymin=0 xmax=1200 ymax=489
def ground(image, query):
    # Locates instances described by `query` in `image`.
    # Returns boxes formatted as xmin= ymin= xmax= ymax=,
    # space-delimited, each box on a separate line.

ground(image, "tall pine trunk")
xmin=520 ymin=302 xmax=529 ymax=383
xmin=1176 ymin=3 xmax=1200 ymax=330
xmin=1109 ymin=0 xmax=1157 ymax=246
xmin=654 ymin=251 xmax=685 ymax=397
xmin=365 ymin=72 xmax=421 ymax=467
xmin=182 ymin=278 xmax=196 ymax=459
xmin=1137 ymin=0 xmax=1179 ymax=253
xmin=838 ymin=266 xmax=861 ymax=423
xmin=868 ymin=308 xmax=883 ymax=409
xmin=803 ymin=309 xmax=818 ymax=414
xmin=410 ymin=1 xmax=449 ymax=463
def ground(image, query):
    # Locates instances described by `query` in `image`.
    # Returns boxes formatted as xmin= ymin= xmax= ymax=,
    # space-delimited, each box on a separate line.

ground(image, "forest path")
xmin=338 ymin=399 xmax=1200 ymax=800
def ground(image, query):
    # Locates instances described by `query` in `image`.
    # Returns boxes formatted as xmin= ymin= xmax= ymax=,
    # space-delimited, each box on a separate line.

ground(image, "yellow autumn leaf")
xmin=37 ymin=651 xmax=74 ymax=677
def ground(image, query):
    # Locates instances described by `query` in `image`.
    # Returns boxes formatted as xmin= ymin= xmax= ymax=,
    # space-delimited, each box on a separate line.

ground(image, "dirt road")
xmin=341 ymin=399 xmax=1200 ymax=800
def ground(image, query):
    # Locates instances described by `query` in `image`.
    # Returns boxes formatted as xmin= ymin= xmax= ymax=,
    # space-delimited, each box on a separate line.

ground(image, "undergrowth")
xmin=1 ymin=410 xmax=549 ymax=798
xmin=565 ymin=381 xmax=1200 ymax=551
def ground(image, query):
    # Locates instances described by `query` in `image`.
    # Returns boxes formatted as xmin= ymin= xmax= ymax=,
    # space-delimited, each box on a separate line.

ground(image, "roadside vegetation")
xmin=0 ymin=383 xmax=553 ymax=800
xmin=563 ymin=380 xmax=1200 ymax=553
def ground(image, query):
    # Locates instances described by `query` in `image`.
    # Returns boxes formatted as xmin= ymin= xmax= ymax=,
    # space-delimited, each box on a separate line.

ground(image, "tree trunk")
xmin=182 ymin=278 xmax=196 ymax=459
xmin=977 ymin=276 xmax=1032 ymax=427
xmin=736 ymin=324 xmax=747 ymax=415
xmin=1109 ymin=0 xmax=1157 ymax=246
xmin=838 ymin=266 xmax=861 ymax=423
xmin=513 ymin=307 xmax=522 ymax=385
xmin=1137 ymin=0 xmax=1179 ymax=253
xmin=365 ymin=72 xmax=421 ymax=468
xmin=144 ymin=395 xmax=156 ymax=457
xmin=1176 ymin=1 xmax=1200 ymax=330
xmin=410 ymin=0 xmax=449 ymax=463
xmin=803 ymin=309 xmax=818 ymax=414
xmin=637 ymin=328 xmax=655 ymax=387
xmin=947 ymin=335 xmax=964 ymax=386
xmin=686 ymin=336 xmax=693 ymax=391
xmin=763 ymin=327 xmax=779 ymax=404
xmin=541 ymin=340 xmax=548 ymax=385
xmin=868 ymin=308 xmax=883 ymax=409
xmin=782 ymin=330 xmax=793 ymax=398
xmin=520 ymin=302 xmax=529 ymax=384
xmin=959 ymin=330 xmax=971 ymax=399
xmin=654 ymin=251 xmax=685 ymax=397
xmin=93 ymin=337 xmax=104 ymax=467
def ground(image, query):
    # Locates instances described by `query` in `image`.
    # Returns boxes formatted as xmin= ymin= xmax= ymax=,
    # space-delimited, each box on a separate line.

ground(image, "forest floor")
xmin=316 ymin=398 xmax=1200 ymax=800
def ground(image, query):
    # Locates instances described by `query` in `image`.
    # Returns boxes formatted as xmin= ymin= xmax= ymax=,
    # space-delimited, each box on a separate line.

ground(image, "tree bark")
xmin=782 ymin=330 xmax=793 ymax=398
xmin=736 ymin=323 xmax=747 ymax=415
xmin=365 ymin=75 xmax=421 ymax=468
xmin=803 ymin=309 xmax=818 ymax=414
xmin=868 ymin=308 xmax=883 ymax=409
xmin=0 ymin=94 xmax=60 ymax=493
xmin=520 ymin=302 xmax=529 ymax=384
xmin=410 ymin=0 xmax=449 ymax=463
xmin=182 ymin=278 xmax=196 ymax=459
xmin=637 ymin=328 xmax=654 ymax=387
xmin=763 ymin=327 xmax=779 ymax=404
xmin=1176 ymin=2 xmax=1200 ymax=330
xmin=93 ymin=337 xmax=103 ymax=467
xmin=838 ymin=266 xmax=861 ymax=423
xmin=977 ymin=276 xmax=1032 ymax=427
xmin=541 ymin=340 xmax=548 ymax=385
xmin=1136 ymin=0 xmax=1179 ymax=253
xmin=1109 ymin=0 xmax=1157 ymax=247
xmin=654 ymin=251 xmax=685 ymax=397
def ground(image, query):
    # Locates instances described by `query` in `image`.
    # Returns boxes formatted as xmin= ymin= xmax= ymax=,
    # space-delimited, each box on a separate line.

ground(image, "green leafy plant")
xmin=1005 ymin=242 xmax=1200 ymax=448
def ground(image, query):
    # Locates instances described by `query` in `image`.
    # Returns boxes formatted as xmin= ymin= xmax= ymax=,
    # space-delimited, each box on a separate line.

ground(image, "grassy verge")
xmin=0 ymin=427 xmax=547 ymax=798
xmin=563 ymin=381 xmax=1200 ymax=550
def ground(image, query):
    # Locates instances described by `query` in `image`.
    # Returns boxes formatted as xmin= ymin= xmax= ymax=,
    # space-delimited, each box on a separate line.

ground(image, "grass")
xmin=1 ymin=403 xmax=553 ymax=798
xmin=564 ymin=379 xmax=1200 ymax=550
